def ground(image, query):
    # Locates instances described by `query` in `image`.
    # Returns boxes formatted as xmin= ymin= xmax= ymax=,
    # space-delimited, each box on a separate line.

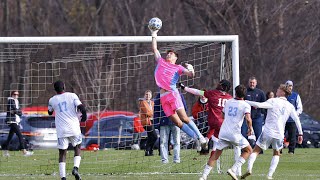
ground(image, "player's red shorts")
xmin=160 ymin=91 xmax=184 ymax=117
xmin=207 ymin=121 xmax=222 ymax=140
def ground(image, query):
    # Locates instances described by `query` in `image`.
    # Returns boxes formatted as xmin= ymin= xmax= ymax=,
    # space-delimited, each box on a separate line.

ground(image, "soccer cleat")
xmin=199 ymin=137 xmax=208 ymax=151
xmin=72 ymin=167 xmax=81 ymax=180
xmin=199 ymin=175 xmax=207 ymax=180
xmin=61 ymin=177 xmax=66 ymax=180
xmin=267 ymin=176 xmax=273 ymax=179
xmin=240 ymin=170 xmax=252 ymax=179
xmin=23 ymin=151 xmax=34 ymax=157
xmin=3 ymin=150 xmax=10 ymax=157
xmin=227 ymin=169 xmax=238 ymax=180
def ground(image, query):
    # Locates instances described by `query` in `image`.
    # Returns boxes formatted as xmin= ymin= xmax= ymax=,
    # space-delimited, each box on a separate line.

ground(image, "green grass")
xmin=0 ymin=148 xmax=319 ymax=179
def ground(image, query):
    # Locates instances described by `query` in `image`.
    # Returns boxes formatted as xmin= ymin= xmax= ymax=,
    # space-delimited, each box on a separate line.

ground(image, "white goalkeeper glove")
xmin=150 ymin=30 xmax=159 ymax=38
xmin=185 ymin=63 xmax=195 ymax=74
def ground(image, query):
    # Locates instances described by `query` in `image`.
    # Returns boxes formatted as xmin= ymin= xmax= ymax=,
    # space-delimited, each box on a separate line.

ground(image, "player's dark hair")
xmin=235 ymin=84 xmax=246 ymax=98
xmin=217 ymin=79 xmax=231 ymax=92
xmin=167 ymin=50 xmax=179 ymax=59
xmin=54 ymin=80 xmax=65 ymax=93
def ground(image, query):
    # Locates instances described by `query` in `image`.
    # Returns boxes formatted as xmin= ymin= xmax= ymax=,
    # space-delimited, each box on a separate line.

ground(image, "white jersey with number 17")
xmin=48 ymin=92 xmax=82 ymax=138
xmin=220 ymin=99 xmax=251 ymax=143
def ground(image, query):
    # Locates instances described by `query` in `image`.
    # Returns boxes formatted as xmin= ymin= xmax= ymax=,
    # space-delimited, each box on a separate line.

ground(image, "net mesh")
xmin=0 ymin=40 xmax=235 ymax=176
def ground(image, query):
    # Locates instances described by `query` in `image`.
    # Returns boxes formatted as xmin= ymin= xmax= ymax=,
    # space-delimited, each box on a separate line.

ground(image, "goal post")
xmin=0 ymin=35 xmax=239 ymax=176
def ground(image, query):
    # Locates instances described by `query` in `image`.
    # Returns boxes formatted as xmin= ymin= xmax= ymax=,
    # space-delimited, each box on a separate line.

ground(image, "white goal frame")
xmin=0 ymin=35 xmax=240 ymax=94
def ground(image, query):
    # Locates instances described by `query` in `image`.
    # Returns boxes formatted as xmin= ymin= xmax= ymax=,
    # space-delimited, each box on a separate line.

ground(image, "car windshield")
xmin=92 ymin=116 xmax=133 ymax=132
xmin=299 ymin=113 xmax=319 ymax=125
xmin=27 ymin=116 xmax=56 ymax=128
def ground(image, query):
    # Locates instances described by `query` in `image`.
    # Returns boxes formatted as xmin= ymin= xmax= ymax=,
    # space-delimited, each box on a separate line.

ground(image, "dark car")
xmin=84 ymin=115 xmax=149 ymax=150
xmin=0 ymin=113 xmax=57 ymax=150
xmin=299 ymin=112 xmax=320 ymax=148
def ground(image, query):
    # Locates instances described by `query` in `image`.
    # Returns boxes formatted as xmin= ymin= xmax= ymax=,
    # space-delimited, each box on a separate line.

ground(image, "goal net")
xmin=0 ymin=36 xmax=239 ymax=177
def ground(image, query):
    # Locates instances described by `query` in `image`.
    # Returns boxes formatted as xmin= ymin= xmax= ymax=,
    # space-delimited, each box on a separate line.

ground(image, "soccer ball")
xmin=148 ymin=17 xmax=162 ymax=31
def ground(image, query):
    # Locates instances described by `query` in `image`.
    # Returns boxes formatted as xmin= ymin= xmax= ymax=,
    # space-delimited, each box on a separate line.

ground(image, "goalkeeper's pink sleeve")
xmin=184 ymin=87 xmax=204 ymax=96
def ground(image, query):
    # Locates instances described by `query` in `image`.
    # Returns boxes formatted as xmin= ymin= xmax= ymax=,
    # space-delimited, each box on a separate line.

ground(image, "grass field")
xmin=0 ymin=148 xmax=319 ymax=180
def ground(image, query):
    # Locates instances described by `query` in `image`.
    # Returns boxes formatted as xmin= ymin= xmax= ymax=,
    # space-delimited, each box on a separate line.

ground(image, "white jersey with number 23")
xmin=220 ymin=99 xmax=251 ymax=143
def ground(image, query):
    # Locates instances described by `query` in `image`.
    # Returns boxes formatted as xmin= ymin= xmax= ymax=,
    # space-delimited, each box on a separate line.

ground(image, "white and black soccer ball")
xmin=148 ymin=17 xmax=162 ymax=31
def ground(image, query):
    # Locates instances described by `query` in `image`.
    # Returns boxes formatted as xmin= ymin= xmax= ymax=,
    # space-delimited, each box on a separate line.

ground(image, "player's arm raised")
xmin=151 ymin=30 xmax=161 ymax=61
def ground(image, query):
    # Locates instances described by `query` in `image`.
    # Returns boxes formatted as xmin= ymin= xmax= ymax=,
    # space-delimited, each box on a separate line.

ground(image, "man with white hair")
xmin=284 ymin=80 xmax=303 ymax=154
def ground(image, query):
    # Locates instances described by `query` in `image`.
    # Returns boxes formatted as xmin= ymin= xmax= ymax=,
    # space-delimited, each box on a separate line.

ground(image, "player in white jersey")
xmin=48 ymin=80 xmax=87 ymax=180
xmin=200 ymin=85 xmax=253 ymax=180
xmin=241 ymin=84 xmax=303 ymax=180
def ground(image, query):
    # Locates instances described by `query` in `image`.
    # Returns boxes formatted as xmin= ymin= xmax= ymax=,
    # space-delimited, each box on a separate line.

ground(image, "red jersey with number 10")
xmin=204 ymin=89 xmax=232 ymax=128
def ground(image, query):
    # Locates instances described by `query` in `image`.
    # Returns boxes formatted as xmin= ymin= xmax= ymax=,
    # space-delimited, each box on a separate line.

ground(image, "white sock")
xmin=234 ymin=146 xmax=242 ymax=175
xmin=268 ymin=155 xmax=280 ymax=177
xmin=202 ymin=164 xmax=213 ymax=178
xmin=231 ymin=156 xmax=245 ymax=172
xmin=248 ymin=153 xmax=258 ymax=172
xmin=74 ymin=156 xmax=81 ymax=168
xmin=59 ymin=162 xmax=66 ymax=178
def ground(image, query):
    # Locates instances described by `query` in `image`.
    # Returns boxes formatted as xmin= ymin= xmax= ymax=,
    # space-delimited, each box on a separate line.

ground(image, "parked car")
xmin=80 ymin=111 xmax=136 ymax=134
xmin=84 ymin=115 xmax=148 ymax=150
xmin=299 ymin=112 xmax=320 ymax=148
xmin=0 ymin=113 xmax=57 ymax=150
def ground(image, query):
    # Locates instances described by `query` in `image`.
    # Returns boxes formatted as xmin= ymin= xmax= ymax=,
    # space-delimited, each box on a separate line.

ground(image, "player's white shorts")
xmin=216 ymin=136 xmax=249 ymax=150
xmin=256 ymin=132 xmax=283 ymax=151
xmin=57 ymin=135 xmax=82 ymax=149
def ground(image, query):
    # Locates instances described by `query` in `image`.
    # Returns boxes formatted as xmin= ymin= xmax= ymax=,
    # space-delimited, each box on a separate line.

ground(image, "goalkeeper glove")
xmin=178 ymin=83 xmax=186 ymax=90
xmin=150 ymin=30 xmax=159 ymax=38
xmin=185 ymin=63 xmax=195 ymax=74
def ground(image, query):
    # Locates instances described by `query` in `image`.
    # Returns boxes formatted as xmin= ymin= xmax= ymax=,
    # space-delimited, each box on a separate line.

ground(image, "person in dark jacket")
xmin=2 ymin=90 xmax=33 ymax=157
xmin=241 ymin=77 xmax=266 ymax=148
xmin=284 ymin=80 xmax=303 ymax=154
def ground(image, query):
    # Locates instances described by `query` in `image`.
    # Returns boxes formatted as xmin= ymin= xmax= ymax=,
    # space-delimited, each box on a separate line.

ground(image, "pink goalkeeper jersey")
xmin=154 ymin=58 xmax=186 ymax=91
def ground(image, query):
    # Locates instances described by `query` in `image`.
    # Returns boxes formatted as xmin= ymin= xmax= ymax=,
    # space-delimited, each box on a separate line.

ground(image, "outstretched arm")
xmin=245 ymin=100 xmax=273 ymax=109
xmin=178 ymin=83 xmax=204 ymax=96
xmin=151 ymin=31 xmax=161 ymax=61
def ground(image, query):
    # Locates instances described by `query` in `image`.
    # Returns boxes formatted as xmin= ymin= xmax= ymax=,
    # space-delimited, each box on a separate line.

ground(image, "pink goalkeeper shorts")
xmin=160 ymin=91 xmax=184 ymax=117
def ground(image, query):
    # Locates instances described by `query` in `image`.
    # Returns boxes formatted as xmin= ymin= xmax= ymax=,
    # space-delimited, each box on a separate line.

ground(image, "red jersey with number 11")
xmin=204 ymin=89 xmax=232 ymax=128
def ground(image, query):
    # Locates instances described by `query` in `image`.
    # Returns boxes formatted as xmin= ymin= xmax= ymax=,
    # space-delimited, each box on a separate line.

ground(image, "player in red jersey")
xmin=179 ymin=80 xmax=243 ymax=175
xmin=179 ymin=79 xmax=232 ymax=146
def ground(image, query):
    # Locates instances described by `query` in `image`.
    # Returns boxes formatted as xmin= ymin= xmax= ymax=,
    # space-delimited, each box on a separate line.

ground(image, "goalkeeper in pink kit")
xmin=150 ymin=26 xmax=207 ymax=147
